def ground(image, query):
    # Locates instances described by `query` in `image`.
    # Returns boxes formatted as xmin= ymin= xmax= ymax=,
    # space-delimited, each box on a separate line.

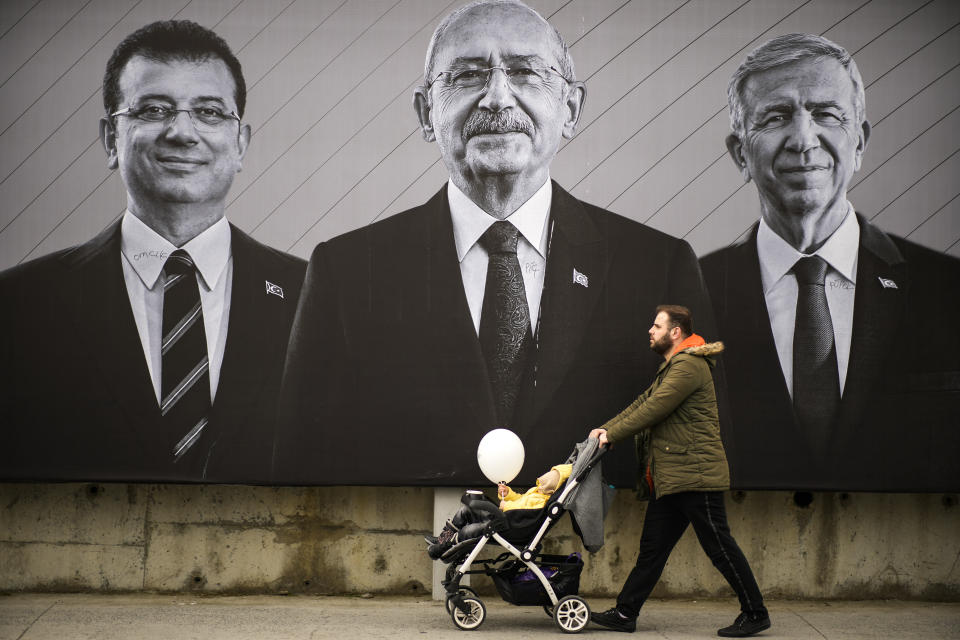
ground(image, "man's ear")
xmin=413 ymin=86 xmax=435 ymax=142
xmin=853 ymin=119 xmax=871 ymax=171
xmin=726 ymin=132 xmax=750 ymax=182
xmin=562 ymin=81 xmax=586 ymax=139
xmin=235 ymin=123 xmax=252 ymax=171
xmin=100 ymin=117 xmax=119 ymax=170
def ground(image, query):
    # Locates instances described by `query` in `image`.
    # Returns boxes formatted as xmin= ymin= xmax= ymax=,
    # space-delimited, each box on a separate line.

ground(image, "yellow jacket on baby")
xmin=500 ymin=464 xmax=572 ymax=511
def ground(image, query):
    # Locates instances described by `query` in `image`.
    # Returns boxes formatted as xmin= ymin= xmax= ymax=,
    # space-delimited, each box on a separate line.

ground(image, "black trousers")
xmin=448 ymin=504 xmax=489 ymax=540
xmin=616 ymin=491 xmax=765 ymax=617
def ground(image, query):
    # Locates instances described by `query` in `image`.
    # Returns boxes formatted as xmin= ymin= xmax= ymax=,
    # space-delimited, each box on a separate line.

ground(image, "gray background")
xmin=1 ymin=0 xmax=957 ymax=270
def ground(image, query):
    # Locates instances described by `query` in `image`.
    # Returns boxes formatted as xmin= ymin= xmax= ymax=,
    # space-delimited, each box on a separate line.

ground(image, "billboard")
xmin=1 ymin=0 xmax=957 ymax=491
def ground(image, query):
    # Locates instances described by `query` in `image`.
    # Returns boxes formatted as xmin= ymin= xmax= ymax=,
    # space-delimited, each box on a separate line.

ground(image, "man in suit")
xmin=700 ymin=34 xmax=960 ymax=491
xmin=275 ymin=0 xmax=715 ymax=487
xmin=0 ymin=21 xmax=305 ymax=483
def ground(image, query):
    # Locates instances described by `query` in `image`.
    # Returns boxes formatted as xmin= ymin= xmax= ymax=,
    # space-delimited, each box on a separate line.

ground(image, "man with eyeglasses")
xmin=275 ymin=0 xmax=715 ymax=487
xmin=0 ymin=21 xmax=305 ymax=483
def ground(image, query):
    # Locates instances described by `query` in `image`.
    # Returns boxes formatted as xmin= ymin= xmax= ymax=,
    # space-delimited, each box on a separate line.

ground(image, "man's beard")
xmin=650 ymin=334 xmax=673 ymax=356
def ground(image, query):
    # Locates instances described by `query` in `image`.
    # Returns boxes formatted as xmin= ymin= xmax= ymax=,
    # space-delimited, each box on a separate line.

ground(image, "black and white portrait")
xmin=1 ymin=0 xmax=956 ymax=491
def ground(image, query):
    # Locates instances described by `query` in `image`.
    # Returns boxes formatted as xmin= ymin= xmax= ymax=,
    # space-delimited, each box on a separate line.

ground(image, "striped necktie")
xmin=160 ymin=250 xmax=211 ymax=465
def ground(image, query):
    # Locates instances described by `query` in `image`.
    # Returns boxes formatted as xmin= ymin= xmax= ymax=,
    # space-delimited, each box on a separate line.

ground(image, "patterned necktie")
xmin=478 ymin=221 xmax=533 ymax=425
xmin=160 ymin=250 xmax=211 ymax=464
xmin=792 ymin=255 xmax=840 ymax=457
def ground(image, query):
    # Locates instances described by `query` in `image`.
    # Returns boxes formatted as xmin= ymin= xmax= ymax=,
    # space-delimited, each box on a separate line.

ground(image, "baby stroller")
xmin=437 ymin=439 xmax=611 ymax=633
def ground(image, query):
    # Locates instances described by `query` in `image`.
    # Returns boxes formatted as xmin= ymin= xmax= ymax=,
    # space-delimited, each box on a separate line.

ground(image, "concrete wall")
xmin=1 ymin=483 xmax=957 ymax=600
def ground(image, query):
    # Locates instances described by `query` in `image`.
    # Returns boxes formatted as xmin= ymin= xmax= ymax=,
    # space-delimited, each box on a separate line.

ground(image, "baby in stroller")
xmin=426 ymin=463 xmax=572 ymax=559
xmin=430 ymin=437 xmax=611 ymax=632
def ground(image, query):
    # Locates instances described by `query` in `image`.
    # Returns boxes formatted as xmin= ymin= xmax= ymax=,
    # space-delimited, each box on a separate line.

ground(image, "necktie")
xmin=160 ymin=250 xmax=211 ymax=465
xmin=478 ymin=221 xmax=533 ymax=425
xmin=792 ymin=255 xmax=840 ymax=456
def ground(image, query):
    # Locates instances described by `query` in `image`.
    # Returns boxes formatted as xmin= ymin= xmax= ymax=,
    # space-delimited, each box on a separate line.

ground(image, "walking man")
xmin=589 ymin=305 xmax=769 ymax=637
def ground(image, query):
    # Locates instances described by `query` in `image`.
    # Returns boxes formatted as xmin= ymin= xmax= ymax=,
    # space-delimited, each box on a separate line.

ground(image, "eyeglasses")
xmin=110 ymin=104 xmax=241 ymax=133
xmin=428 ymin=65 xmax=570 ymax=92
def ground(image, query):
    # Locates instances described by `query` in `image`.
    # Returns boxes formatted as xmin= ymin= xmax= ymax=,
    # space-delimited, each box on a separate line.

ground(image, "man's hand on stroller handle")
xmin=589 ymin=428 xmax=610 ymax=447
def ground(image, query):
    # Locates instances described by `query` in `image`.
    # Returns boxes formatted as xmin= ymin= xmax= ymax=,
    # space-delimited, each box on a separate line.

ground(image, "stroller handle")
xmin=591 ymin=442 xmax=610 ymax=461
xmin=570 ymin=440 xmax=609 ymax=484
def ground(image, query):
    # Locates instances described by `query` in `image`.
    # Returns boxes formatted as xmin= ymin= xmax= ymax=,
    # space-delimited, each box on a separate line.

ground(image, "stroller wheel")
xmin=554 ymin=595 xmax=590 ymax=633
xmin=542 ymin=605 xmax=555 ymax=618
xmin=444 ymin=586 xmax=478 ymax=614
xmin=450 ymin=596 xmax=486 ymax=630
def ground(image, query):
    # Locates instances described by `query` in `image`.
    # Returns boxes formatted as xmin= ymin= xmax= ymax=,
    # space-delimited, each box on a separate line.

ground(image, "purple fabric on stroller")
xmin=511 ymin=552 xmax=581 ymax=583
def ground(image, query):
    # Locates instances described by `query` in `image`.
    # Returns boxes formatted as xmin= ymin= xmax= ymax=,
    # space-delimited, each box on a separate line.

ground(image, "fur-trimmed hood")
xmin=682 ymin=341 xmax=725 ymax=357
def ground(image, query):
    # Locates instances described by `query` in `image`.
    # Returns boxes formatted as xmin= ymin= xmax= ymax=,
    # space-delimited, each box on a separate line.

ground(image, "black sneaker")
xmin=427 ymin=530 xmax=460 ymax=560
xmin=426 ymin=541 xmax=448 ymax=560
xmin=718 ymin=611 xmax=771 ymax=637
xmin=591 ymin=607 xmax=636 ymax=632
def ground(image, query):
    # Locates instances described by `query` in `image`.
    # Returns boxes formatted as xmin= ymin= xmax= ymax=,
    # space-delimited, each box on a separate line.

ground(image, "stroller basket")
xmin=491 ymin=553 xmax=583 ymax=606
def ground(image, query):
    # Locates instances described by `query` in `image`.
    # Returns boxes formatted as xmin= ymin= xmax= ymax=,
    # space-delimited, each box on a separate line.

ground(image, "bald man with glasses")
xmin=0 ymin=20 xmax=305 ymax=483
xmin=275 ymin=0 xmax=716 ymax=487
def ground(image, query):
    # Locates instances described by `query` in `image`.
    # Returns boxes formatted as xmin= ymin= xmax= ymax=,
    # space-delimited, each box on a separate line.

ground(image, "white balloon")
xmin=477 ymin=428 xmax=525 ymax=484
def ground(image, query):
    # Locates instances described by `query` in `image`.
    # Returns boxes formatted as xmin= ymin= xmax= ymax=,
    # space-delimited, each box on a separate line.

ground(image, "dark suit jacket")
xmin=0 ymin=220 xmax=306 ymax=483
xmin=275 ymin=182 xmax=716 ymax=487
xmin=700 ymin=214 xmax=960 ymax=491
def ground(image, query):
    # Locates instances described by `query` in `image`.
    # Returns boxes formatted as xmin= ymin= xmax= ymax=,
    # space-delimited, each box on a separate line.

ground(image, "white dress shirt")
xmin=120 ymin=212 xmax=233 ymax=404
xmin=757 ymin=203 xmax=859 ymax=397
xmin=448 ymin=179 xmax=552 ymax=336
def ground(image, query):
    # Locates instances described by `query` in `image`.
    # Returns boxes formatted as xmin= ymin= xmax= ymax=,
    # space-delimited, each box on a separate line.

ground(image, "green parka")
xmin=601 ymin=340 xmax=730 ymax=500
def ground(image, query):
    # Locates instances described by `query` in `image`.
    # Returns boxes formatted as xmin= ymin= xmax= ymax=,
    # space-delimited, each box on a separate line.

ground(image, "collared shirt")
xmin=448 ymin=179 xmax=552 ymax=335
xmin=757 ymin=202 xmax=859 ymax=396
xmin=120 ymin=211 xmax=233 ymax=404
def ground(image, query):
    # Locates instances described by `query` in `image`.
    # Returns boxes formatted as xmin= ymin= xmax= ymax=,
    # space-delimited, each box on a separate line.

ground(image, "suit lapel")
xmin=721 ymin=228 xmax=798 ymax=447
xmin=69 ymin=222 xmax=162 ymax=449
xmin=834 ymin=214 xmax=907 ymax=447
xmin=524 ymin=183 xmax=607 ymax=430
xmin=425 ymin=188 xmax=497 ymax=428
xmin=211 ymin=226 xmax=276 ymax=423
xmin=730 ymin=228 xmax=790 ymax=393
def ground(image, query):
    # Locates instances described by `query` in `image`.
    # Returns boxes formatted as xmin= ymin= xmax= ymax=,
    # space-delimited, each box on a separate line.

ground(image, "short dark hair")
xmin=103 ymin=20 xmax=246 ymax=117
xmin=656 ymin=304 xmax=693 ymax=337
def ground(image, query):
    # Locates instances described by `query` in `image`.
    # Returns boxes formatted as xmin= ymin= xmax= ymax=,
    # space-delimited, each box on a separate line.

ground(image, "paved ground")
xmin=1 ymin=594 xmax=958 ymax=639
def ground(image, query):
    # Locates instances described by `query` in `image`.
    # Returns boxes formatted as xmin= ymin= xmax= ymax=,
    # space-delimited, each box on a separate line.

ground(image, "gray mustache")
xmin=462 ymin=110 xmax=532 ymax=140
